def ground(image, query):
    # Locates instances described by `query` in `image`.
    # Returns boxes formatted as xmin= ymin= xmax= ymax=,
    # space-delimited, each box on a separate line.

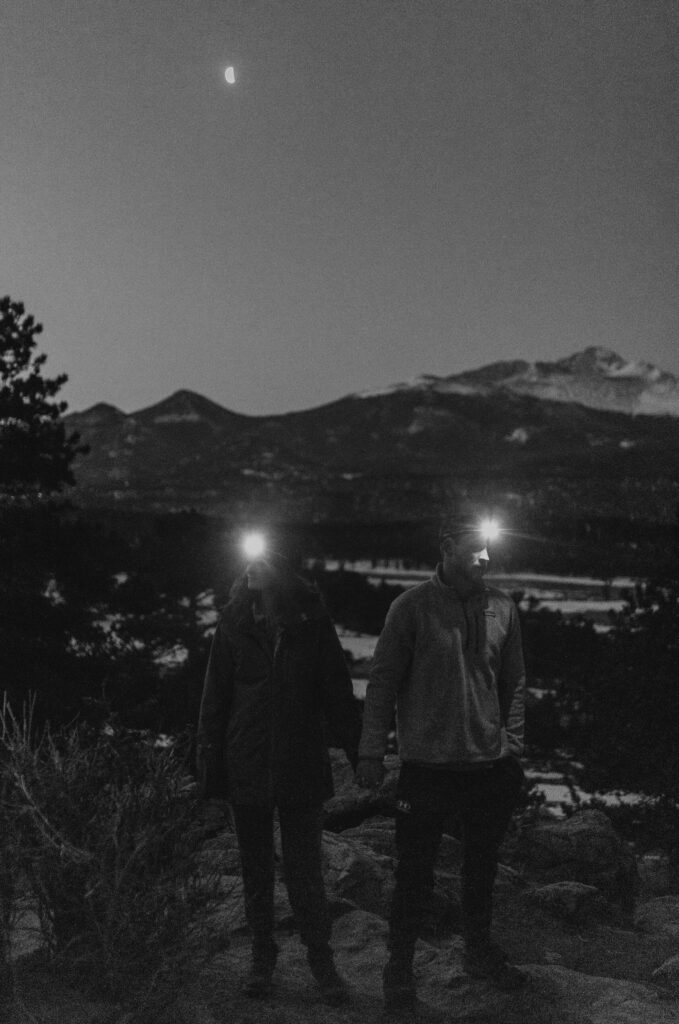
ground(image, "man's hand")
xmin=355 ymin=757 xmax=386 ymax=790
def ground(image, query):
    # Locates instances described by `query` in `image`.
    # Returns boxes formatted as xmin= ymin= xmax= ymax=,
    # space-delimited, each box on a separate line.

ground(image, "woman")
xmin=197 ymin=547 xmax=361 ymax=1004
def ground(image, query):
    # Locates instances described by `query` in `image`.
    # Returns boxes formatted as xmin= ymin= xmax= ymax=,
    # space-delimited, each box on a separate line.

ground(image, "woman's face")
xmin=245 ymin=559 xmax=276 ymax=591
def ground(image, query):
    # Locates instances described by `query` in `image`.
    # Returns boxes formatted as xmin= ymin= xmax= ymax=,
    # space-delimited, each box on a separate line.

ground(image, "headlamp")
xmin=241 ymin=530 xmax=267 ymax=560
xmin=479 ymin=517 xmax=501 ymax=544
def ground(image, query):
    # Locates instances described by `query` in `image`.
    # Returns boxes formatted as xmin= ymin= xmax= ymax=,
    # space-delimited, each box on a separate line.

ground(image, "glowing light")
xmin=479 ymin=517 xmax=501 ymax=544
xmin=224 ymin=66 xmax=236 ymax=85
xmin=242 ymin=531 xmax=266 ymax=560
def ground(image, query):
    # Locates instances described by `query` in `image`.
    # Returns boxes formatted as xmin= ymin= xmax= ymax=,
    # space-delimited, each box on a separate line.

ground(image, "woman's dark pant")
xmin=232 ymin=803 xmax=331 ymax=951
xmin=389 ymin=759 xmax=524 ymax=961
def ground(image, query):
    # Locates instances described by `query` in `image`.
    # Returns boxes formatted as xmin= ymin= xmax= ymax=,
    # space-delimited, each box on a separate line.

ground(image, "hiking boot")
xmin=463 ymin=940 xmax=528 ymax=991
xmin=307 ymin=946 xmax=349 ymax=1005
xmin=382 ymin=958 xmax=417 ymax=1017
xmin=241 ymin=938 xmax=278 ymax=998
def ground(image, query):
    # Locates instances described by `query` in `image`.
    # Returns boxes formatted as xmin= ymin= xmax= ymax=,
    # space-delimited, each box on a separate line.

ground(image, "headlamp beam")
xmin=479 ymin=517 xmax=501 ymax=544
xmin=241 ymin=531 xmax=267 ymax=561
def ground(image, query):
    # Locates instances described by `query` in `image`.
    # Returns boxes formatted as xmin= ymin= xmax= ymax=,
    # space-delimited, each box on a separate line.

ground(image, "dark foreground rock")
xmin=635 ymin=896 xmax=679 ymax=940
xmin=323 ymin=752 xmax=400 ymax=830
xmin=516 ymin=808 xmax=639 ymax=911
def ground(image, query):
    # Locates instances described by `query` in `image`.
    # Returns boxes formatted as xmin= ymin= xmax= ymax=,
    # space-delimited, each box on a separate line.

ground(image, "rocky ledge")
xmin=6 ymin=752 xmax=679 ymax=1024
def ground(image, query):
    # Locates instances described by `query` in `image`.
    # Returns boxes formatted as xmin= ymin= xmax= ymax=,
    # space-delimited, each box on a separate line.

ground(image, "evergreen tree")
xmin=0 ymin=296 xmax=85 ymax=497
xmin=0 ymin=297 xmax=94 ymax=722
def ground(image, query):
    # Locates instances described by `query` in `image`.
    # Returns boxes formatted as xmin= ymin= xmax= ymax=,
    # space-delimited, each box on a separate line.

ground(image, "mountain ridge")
xmin=64 ymin=349 xmax=679 ymax=523
xmin=354 ymin=347 xmax=679 ymax=417
xmin=71 ymin=347 xmax=679 ymax=422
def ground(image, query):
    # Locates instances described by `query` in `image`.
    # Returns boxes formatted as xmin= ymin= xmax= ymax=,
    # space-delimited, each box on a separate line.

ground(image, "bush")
xmin=0 ymin=701 xmax=224 ymax=1011
xmin=0 ymin=748 xmax=18 ymax=1003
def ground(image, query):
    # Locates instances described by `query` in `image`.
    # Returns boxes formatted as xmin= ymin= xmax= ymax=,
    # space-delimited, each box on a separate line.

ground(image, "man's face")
xmin=442 ymin=531 xmax=490 ymax=582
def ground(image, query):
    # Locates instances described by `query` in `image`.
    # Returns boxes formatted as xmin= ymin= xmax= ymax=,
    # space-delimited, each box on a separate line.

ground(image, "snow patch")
xmin=355 ymin=379 xmax=422 ymax=398
xmin=636 ymin=389 xmax=679 ymax=415
xmin=526 ymin=598 xmax=627 ymax=616
xmin=428 ymin=381 xmax=485 ymax=396
xmin=605 ymin=358 xmax=655 ymax=380
xmin=506 ymin=427 xmax=530 ymax=444
xmin=153 ymin=413 xmax=203 ymax=424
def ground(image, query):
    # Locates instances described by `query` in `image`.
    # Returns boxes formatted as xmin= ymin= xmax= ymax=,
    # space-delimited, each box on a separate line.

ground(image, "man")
xmin=356 ymin=512 xmax=527 ymax=1013
xmin=197 ymin=539 xmax=362 ymax=1005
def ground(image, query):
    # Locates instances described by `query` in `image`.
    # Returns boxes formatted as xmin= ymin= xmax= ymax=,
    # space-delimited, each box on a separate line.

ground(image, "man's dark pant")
xmin=232 ymin=803 xmax=331 ymax=951
xmin=389 ymin=759 xmax=524 ymax=961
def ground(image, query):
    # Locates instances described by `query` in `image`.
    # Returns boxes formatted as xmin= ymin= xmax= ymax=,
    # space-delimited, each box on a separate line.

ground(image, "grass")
xmin=0 ymin=699 xmax=224 ymax=1016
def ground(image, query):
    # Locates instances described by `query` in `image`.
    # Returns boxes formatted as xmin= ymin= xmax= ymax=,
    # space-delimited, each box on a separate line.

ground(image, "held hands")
xmin=355 ymin=757 xmax=386 ymax=790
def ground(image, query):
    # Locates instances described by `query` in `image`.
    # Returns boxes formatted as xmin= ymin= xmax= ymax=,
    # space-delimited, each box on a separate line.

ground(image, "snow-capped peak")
xmin=353 ymin=349 xmax=679 ymax=417
xmin=554 ymin=347 xmax=663 ymax=382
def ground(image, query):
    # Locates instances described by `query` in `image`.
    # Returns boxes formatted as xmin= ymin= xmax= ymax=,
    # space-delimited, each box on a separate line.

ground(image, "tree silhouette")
xmin=0 ymin=297 xmax=95 ymax=723
xmin=0 ymin=296 xmax=86 ymax=498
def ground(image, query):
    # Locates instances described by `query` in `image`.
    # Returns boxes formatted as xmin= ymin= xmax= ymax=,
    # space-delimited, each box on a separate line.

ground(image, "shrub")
xmin=0 ymin=701 xmax=224 ymax=1011
xmin=0 ymin=744 xmax=18 ymax=1003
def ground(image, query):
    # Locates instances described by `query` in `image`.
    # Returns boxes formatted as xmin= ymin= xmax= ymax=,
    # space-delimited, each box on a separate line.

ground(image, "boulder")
xmin=320 ymin=826 xmax=463 ymax=937
xmin=320 ymin=830 xmax=394 ymax=917
xmin=334 ymin=915 xmax=679 ymax=1022
xmin=652 ymin=955 xmax=679 ymax=992
xmin=324 ymin=751 xmax=400 ymax=830
xmin=340 ymin=816 xmax=463 ymax=872
xmin=339 ymin=818 xmax=399 ymax=860
xmin=524 ymin=881 xmax=607 ymax=923
xmin=517 ymin=809 xmax=638 ymax=910
xmin=638 ymin=851 xmax=672 ymax=897
xmin=635 ymin=896 xmax=679 ymax=940
xmin=212 ymin=908 xmax=679 ymax=1024
xmin=524 ymin=965 xmax=677 ymax=1024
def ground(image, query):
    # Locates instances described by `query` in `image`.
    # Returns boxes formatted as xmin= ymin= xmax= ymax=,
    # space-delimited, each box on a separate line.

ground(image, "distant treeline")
xmin=72 ymin=505 xmax=679 ymax=580
xmin=3 ymin=501 xmax=679 ymax=859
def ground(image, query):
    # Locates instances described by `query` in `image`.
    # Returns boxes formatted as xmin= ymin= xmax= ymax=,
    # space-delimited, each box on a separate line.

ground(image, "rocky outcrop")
xmin=635 ymin=897 xmax=679 ymax=940
xmin=653 ymin=955 xmax=679 ymax=993
xmin=516 ymin=809 xmax=639 ymax=911
xmin=320 ymin=830 xmax=393 ymax=918
xmin=9 ymin=801 xmax=679 ymax=1024
xmin=523 ymin=881 xmax=608 ymax=923
xmin=323 ymin=752 xmax=400 ymax=831
xmin=201 ymin=908 xmax=679 ymax=1024
xmin=8 ymin=753 xmax=679 ymax=1023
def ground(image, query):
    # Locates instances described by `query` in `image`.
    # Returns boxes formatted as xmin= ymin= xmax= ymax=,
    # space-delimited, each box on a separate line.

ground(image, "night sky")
xmin=2 ymin=1 xmax=677 ymax=415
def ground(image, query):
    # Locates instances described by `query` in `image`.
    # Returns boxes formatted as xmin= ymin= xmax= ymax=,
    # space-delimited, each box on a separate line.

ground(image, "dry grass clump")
xmin=0 ymin=699 xmax=223 ymax=1015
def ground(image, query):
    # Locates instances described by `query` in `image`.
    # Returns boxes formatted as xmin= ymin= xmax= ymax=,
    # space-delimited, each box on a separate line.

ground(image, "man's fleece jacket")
xmin=358 ymin=566 xmax=525 ymax=766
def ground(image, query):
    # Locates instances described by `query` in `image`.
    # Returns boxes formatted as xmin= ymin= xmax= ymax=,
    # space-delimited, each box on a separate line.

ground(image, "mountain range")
xmin=65 ymin=347 xmax=679 ymax=524
xmin=366 ymin=347 xmax=679 ymax=417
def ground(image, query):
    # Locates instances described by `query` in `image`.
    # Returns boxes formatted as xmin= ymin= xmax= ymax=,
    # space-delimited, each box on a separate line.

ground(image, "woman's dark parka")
xmin=197 ymin=581 xmax=362 ymax=806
